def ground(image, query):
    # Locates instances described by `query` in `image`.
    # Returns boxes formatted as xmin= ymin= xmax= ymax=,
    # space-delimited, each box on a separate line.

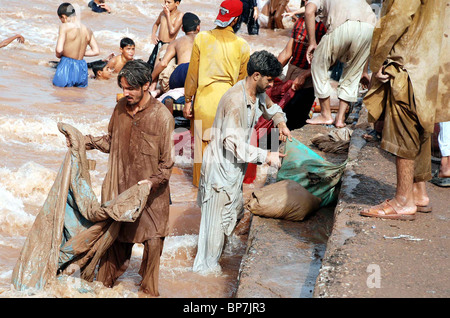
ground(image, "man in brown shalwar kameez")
xmin=361 ymin=0 xmax=450 ymax=220
xmin=84 ymin=59 xmax=174 ymax=295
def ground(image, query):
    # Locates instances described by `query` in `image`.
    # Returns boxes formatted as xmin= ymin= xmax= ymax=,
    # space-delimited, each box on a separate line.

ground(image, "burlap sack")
xmin=245 ymin=179 xmax=321 ymax=221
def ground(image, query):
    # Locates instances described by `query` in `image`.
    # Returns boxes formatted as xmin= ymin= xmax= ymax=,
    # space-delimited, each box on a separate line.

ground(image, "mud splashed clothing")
xmin=193 ymin=80 xmax=286 ymax=273
xmin=364 ymin=0 xmax=450 ymax=132
xmin=11 ymin=123 xmax=151 ymax=291
xmin=86 ymin=96 xmax=175 ymax=242
xmin=184 ymin=26 xmax=250 ymax=187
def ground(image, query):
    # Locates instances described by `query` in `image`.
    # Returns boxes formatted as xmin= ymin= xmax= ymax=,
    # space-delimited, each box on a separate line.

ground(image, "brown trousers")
xmin=97 ymin=237 xmax=165 ymax=296
xmin=380 ymin=64 xmax=432 ymax=183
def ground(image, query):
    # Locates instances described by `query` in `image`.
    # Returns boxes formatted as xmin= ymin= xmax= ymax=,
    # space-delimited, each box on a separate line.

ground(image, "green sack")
xmin=277 ymin=137 xmax=347 ymax=207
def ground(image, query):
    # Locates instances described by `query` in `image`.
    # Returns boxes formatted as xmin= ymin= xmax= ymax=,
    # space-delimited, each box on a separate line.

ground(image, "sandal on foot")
xmin=416 ymin=204 xmax=432 ymax=213
xmin=360 ymin=200 xmax=416 ymax=221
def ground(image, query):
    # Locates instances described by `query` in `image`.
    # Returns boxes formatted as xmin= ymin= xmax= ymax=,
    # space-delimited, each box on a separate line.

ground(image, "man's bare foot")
xmin=334 ymin=120 xmax=347 ymax=128
xmin=306 ymin=114 xmax=334 ymax=125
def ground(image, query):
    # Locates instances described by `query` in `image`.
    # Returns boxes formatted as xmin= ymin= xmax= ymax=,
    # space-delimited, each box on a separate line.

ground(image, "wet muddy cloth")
xmin=277 ymin=137 xmax=347 ymax=207
xmin=364 ymin=0 xmax=450 ymax=133
xmin=11 ymin=123 xmax=150 ymax=291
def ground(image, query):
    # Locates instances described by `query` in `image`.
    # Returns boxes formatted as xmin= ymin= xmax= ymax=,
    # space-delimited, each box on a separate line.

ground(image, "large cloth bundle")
xmin=11 ymin=123 xmax=150 ymax=291
xmin=245 ymin=179 xmax=321 ymax=221
xmin=277 ymin=138 xmax=347 ymax=207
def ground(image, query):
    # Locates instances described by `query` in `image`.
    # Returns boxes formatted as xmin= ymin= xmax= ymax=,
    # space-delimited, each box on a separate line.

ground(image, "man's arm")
xmin=369 ymin=0 xmax=421 ymax=75
xmin=277 ymin=38 xmax=294 ymax=67
xmin=0 ymin=34 xmax=24 ymax=48
xmin=183 ymin=37 xmax=200 ymax=119
xmin=305 ymin=2 xmax=317 ymax=64
xmin=84 ymin=30 xmax=100 ymax=57
xmin=84 ymin=111 xmax=115 ymax=153
xmin=164 ymin=8 xmax=183 ymax=37
xmin=55 ymin=25 xmax=66 ymax=58
xmin=151 ymin=13 xmax=162 ymax=44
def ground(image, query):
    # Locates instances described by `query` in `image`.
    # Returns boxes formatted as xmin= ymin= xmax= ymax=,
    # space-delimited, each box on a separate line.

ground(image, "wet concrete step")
xmin=235 ymin=124 xmax=348 ymax=298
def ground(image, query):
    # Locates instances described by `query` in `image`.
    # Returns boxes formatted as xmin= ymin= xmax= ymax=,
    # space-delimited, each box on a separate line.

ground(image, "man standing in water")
xmin=183 ymin=0 xmax=250 ymax=188
xmin=83 ymin=60 xmax=174 ymax=296
xmin=193 ymin=50 xmax=291 ymax=273
xmin=53 ymin=3 xmax=100 ymax=87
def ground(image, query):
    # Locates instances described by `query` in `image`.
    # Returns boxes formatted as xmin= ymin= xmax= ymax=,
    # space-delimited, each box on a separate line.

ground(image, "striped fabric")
xmin=290 ymin=17 xmax=327 ymax=69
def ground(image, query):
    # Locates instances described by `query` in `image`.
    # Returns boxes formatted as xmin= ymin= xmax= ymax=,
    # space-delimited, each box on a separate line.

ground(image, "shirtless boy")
xmin=53 ymin=3 xmax=100 ymax=87
xmin=147 ymin=0 xmax=184 ymax=71
xmin=150 ymin=12 xmax=200 ymax=95
xmin=106 ymin=37 xmax=135 ymax=74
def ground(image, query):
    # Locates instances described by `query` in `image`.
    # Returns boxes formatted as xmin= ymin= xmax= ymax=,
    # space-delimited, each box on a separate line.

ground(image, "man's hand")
xmin=265 ymin=151 xmax=287 ymax=169
xmin=183 ymin=101 xmax=193 ymax=119
xmin=360 ymin=72 xmax=371 ymax=89
xmin=99 ymin=3 xmax=111 ymax=13
xmin=138 ymin=179 xmax=153 ymax=191
xmin=162 ymin=4 xmax=171 ymax=17
xmin=292 ymin=74 xmax=306 ymax=91
xmin=277 ymin=122 xmax=292 ymax=143
xmin=15 ymin=35 xmax=25 ymax=44
xmin=306 ymin=43 xmax=317 ymax=64
xmin=375 ymin=67 xmax=391 ymax=83
xmin=253 ymin=7 xmax=259 ymax=20
xmin=151 ymin=34 xmax=159 ymax=45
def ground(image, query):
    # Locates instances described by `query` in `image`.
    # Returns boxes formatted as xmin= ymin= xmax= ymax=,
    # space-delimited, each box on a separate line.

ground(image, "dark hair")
xmin=247 ymin=50 xmax=282 ymax=77
xmin=91 ymin=60 xmax=108 ymax=78
xmin=117 ymin=59 xmax=152 ymax=89
xmin=57 ymin=3 xmax=75 ymax=17
xmin=120 ymin=37 xmax=135 ymax=49
xmin=182 ymin=12 xmax=201 ymax=33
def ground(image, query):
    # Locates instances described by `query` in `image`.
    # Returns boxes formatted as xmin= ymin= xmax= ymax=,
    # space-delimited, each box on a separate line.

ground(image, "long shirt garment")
xmin=308 ymin=0 xmax=376 ymax=34
xmin=184 ymin=26 xmax=250 ymax=187
xmin=85 ymin=96 xmax=175 ymax=243
xmin=364 ymin=0 xmax=450 ymax=132
xmin=193 ymin=80 xmax=286 ymax=272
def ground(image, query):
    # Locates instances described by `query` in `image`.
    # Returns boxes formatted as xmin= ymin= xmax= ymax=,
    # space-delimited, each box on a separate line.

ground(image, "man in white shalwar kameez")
xmin=193 ymin=50 xmax=292 ymax=273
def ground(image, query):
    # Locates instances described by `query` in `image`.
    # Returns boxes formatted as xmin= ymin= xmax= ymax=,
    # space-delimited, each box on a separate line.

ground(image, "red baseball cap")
xmin=214 ymin=0 xmax=243 ymax=27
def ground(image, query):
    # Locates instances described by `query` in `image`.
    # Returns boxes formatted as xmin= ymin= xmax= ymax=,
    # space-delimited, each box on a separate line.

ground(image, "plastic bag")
xmin=277 ymin=137 xmax=347 ymax=207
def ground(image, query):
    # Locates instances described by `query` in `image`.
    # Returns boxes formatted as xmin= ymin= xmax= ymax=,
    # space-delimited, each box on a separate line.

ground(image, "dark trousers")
xmin=283 ymin=87 xmax=316 ymax=130
xmin=97 ymin=237 xmax=165 ymax=296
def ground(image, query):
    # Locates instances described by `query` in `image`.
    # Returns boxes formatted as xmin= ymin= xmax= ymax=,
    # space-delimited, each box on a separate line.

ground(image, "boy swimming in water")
xmin=53 ymin=2 xmax=100 ymax=87
xmin=106 ymin=37 xmax=136 ymax=74
xmin=91 ymin=60 xmax=113 ymax=80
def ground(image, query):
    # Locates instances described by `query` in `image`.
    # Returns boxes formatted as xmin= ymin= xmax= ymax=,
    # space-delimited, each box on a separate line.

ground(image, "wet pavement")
xmin=235 ymin=106 xmax=450 ymax=298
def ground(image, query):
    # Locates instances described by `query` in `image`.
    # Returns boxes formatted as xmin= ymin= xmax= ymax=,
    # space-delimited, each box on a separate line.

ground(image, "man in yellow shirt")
xmin=183 ymin=0 xmax=250 ymax=187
